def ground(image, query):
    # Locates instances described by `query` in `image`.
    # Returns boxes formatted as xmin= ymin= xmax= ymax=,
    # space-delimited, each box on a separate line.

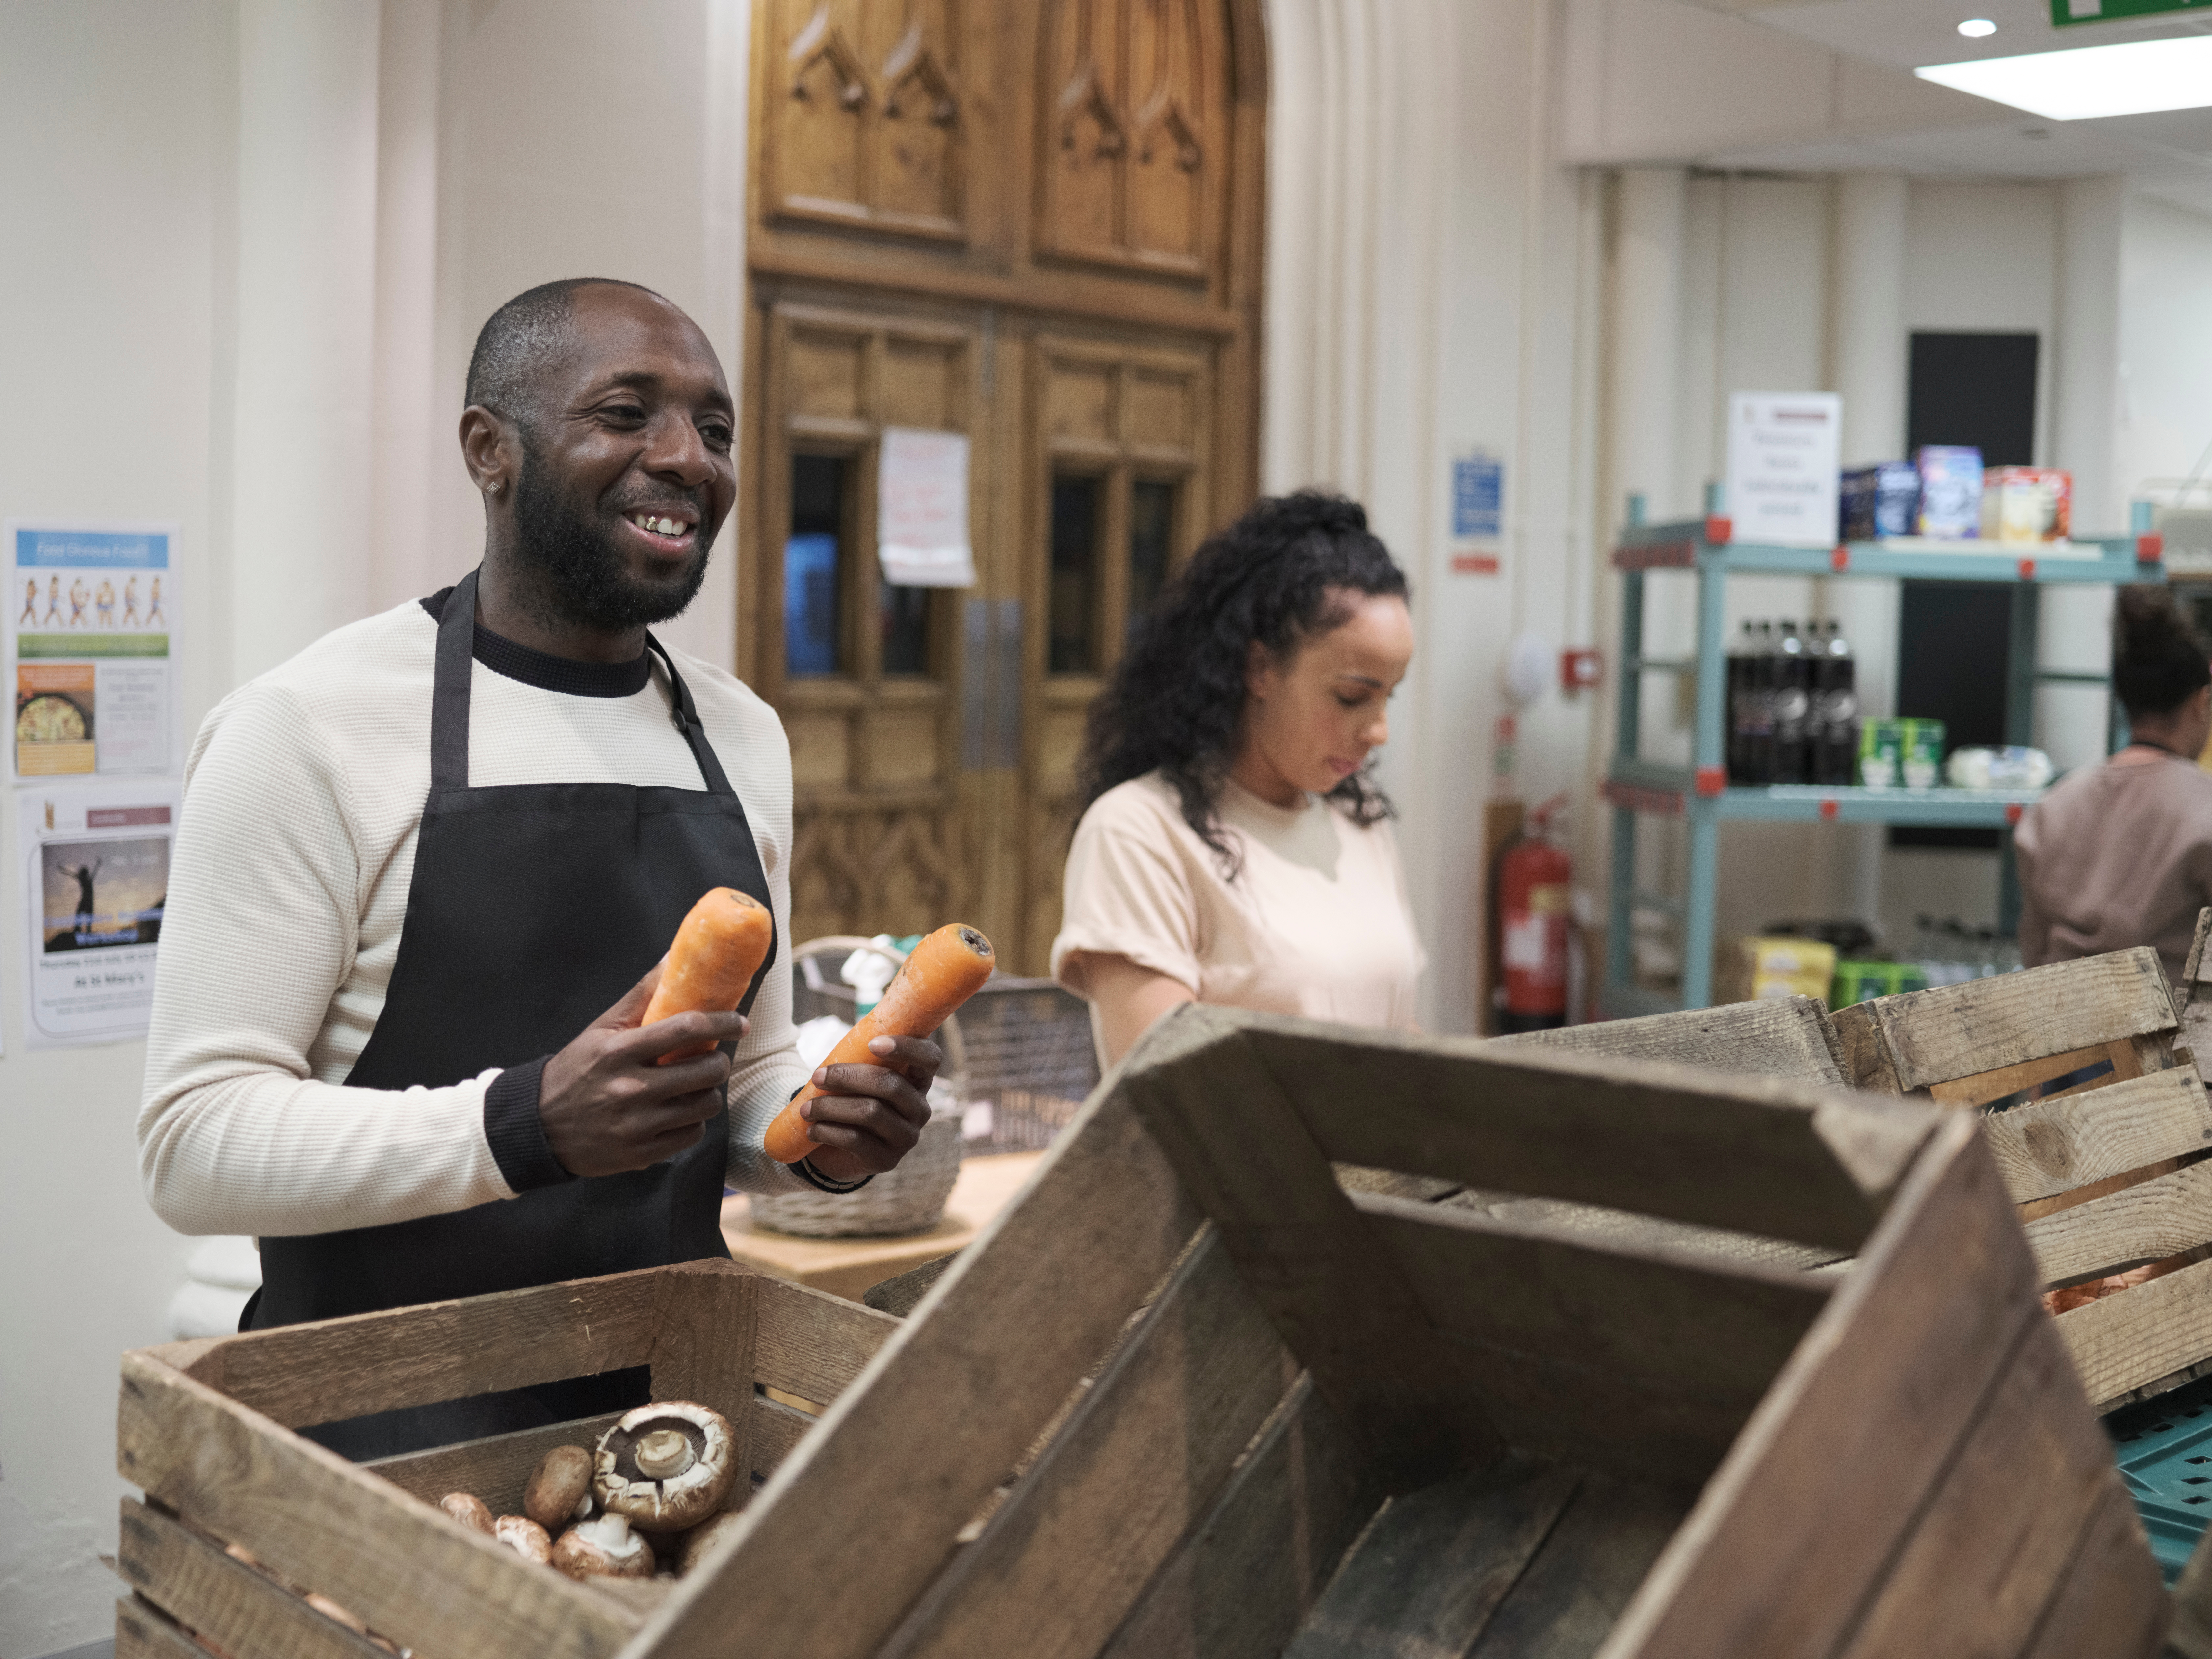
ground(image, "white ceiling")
xmin=1681 ymin=0 xmax=2212 ymax=204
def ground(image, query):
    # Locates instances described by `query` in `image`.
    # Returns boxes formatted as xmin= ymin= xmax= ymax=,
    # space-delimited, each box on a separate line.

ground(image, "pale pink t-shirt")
xmin=1050 ymin=770 xmax=1426 ymax=1035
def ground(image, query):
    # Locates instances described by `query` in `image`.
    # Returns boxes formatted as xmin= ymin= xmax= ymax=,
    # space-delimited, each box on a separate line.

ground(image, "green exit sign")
xmin=2054 ymin=0 xmax=2212 ymax=23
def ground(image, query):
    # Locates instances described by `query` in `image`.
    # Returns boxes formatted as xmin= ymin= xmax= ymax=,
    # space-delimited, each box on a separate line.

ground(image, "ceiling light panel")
xmin=1917 ymin=34 xmax=2212 ymax=120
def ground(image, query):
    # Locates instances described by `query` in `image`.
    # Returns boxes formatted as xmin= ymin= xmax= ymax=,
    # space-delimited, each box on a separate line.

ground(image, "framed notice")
xmin=17 ymin=780 xmax=180 ymax=1046
xmin=876 ymin=429 xmax=976 ymax=588
xmin=1724 ymin=394 xmax=1841 ymax=550
xmin=8 ymin=520 xmax=177 ymax=780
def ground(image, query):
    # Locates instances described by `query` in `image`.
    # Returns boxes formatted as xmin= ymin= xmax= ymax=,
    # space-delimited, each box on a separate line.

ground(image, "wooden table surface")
xmin=720 ymin=1150 xmax=1045 ymax=1302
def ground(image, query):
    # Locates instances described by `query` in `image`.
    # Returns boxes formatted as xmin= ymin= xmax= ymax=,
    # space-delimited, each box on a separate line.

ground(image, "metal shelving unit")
xmin=1602 ymin=506 xmax=2166 ymax=1015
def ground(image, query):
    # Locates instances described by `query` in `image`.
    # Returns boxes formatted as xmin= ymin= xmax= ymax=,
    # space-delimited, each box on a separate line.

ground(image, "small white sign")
xmin=878 ymin=428 xmax=975 ymax=588
xmin=1724 ymin=393 xmax=1842 ymax=549
xmin=18 ymin=779 xmax=181 ymax=1046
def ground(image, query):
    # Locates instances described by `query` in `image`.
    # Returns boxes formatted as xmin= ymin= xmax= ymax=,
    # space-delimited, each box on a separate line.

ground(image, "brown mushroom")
xmin=439 ymin=1491 xmax=495 ymax=1535
xmin=524 ymin=1445 xmax=594 ymax=1532
xmin=493 ymin=1514 xmax=552 ymax=1564
xmin=550 ymin=1511 xmax=656 ymax=1581
xmin=674 ymin=1509 xmax=746 ymax=1576
xmin=592 ymin=1401 xmax=738 ymax=1533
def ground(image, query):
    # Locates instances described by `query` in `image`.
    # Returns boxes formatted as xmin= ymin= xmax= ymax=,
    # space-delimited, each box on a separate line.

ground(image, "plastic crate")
xmin=2107 ymin=1370 xmax=2212 ymax=1583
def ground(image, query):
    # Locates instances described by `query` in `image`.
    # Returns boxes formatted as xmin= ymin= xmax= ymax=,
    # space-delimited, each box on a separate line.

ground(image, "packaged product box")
xmin=1857 ymin=717 xmax=1903 ymax=788
xmin=1980 ymin=466 xmax=2073 ymax=545
xmin=1914 ymin=446 xmax=1983 ymax=539
xmin=1840 ymin=462 xmax=1919 ymax=541
xmin=1830 ymin=958 xmax=1931 ymax=1011
xmin=1715 ymin=935 xmax=1839 ymax=1006
xmin=1901 ymin=717 xmax=1946 ymax=789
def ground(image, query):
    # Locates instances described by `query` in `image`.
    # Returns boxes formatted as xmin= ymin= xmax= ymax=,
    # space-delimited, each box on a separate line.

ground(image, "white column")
xmin=2045 ymin=173 xmax=2127 ymax=768
xmin=370 ymin=0 xmax=444 ymax=617
xmin=1608 ymin=167 xmax=1686 ymax=526
xmin=2056 ymin=175 xmax=2126 ymax=534
xmin=230 ymin=0 xmax=382 ymax=685
xmin=1830 ymin=173 xmax=1908 ymax=467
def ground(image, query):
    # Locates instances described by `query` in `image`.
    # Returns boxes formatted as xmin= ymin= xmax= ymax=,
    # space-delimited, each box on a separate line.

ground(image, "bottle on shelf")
xmin=1812 ymin=619 xmax=1857 ymax=787
xmin=1727 ymin=620 xmax=1758 ymax=783
xmin=1741 ymin=621 xmax=1776 ymax=784
xmin=1771 ymin=619 xmax=1811 ymax=785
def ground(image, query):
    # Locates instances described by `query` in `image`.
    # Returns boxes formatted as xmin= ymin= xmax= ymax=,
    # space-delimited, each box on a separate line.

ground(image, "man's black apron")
xmin=244 ymin=568 xmax=774 ymax=1459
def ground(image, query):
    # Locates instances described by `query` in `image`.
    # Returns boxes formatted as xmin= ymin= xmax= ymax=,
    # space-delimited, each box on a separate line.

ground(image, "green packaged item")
xmin=1857 ymin=718 xmax=1902 ymax=789
xmin=1901 ymin=718 xmax=1946 ymax=790
xmin=1830 ymin=959 xmax=1930 ymax=1011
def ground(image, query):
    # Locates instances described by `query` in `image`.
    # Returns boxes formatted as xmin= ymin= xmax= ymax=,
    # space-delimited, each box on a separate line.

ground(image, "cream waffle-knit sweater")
xmin=139 ymin=593 xmax=821 ymax=1238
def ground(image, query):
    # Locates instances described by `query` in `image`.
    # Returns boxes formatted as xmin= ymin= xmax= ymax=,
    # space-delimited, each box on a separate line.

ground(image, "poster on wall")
xmin=1723 ymin=394 xmax=1841 ymax=549
xmin=7 ymin=520 xmax=177 ymax=780
xmin=876 ymin=428 xmax=976 ymax=588
xmin=1450 ymin=449 xmax=1504 ymax=576
xmin=17 ymin=779 xmax=180 ymax=1047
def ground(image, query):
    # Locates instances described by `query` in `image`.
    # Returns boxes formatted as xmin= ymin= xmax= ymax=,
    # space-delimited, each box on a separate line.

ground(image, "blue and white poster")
xmin=8 ymin=520 xmax=178 ymax=780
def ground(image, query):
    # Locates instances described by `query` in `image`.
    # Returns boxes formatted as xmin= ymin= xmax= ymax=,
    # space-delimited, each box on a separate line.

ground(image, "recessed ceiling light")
xmin=1917 ymin=35 xmax=2212 ymax=120
xmin=1958 ymin=17 xmax=1997 ymax=36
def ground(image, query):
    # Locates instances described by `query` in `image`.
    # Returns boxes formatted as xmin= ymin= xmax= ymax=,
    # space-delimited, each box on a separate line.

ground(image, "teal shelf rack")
xmin=1602 ymin=508 xmax=2166 ymax=1015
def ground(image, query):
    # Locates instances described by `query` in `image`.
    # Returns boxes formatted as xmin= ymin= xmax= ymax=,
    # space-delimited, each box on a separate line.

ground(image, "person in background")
xmin=1051 ymin=491 xmax=1424 ymax=1065
xmin=2016 ymin=586 xmax=2212 ymax=988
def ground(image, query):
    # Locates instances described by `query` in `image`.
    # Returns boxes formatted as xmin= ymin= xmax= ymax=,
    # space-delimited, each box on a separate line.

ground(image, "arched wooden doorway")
xmin=740 ymin=0 xmax=1267 ymax=971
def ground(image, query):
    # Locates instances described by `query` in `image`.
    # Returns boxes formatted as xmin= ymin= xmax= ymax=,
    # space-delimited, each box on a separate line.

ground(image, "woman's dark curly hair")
xmin=1073 ymin=490 xmax=1410 ymax=873
xmin=2115 ymin=585 xmax=2211 ymax=718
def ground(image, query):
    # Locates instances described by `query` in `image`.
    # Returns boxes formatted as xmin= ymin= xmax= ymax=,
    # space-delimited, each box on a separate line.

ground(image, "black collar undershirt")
xmin=420 ymin=587 xmax=653 ymax=698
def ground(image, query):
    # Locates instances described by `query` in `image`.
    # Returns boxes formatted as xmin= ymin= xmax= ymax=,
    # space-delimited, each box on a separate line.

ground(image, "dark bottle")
xmin=1771 ymin=619 xmax=1811 ymax=785
xmin=1741 ymin=621 xmax=1776 ymax=784
xmin=1727 ymin=620 xmax=1758 ymax=782
xmin=1813 ymin=619 xmax=1857 ymax=786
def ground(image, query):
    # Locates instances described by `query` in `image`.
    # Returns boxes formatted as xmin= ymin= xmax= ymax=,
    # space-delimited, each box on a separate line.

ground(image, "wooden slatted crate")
xmin=1832 ymin=945 xmax=2212 ymax=1416
xmin=624 ymin=1006 xmax=2168 ymax=1659
xmin=114 ymin=1260 xmax=897 ymax=1659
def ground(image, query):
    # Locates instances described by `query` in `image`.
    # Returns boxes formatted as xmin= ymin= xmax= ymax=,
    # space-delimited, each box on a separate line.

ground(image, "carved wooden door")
xmin=741 ymin=0 xmax=1265 ymax=972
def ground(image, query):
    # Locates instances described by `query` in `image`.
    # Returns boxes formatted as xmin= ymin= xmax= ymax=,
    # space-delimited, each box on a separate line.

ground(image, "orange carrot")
xmin=764 ymin=923 xmax=993 ymax=1163
xmin=642 ymin=888 xmax=774 ymax=1064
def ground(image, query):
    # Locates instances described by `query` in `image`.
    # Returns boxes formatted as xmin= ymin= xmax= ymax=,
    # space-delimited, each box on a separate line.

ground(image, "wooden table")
xmin=720 ymin=1150 xmax=1044 ymax=1302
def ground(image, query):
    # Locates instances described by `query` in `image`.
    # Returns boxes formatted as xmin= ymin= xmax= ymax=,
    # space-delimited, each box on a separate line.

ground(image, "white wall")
xmin=0 ymin=7 xmax=224 ymax=1651
xmin=1264 ymin=0 xmax=1589 ymax=1035
xmin=2120 ymin=195 xmax=2212 ymax=499
xmin=0 ymin=4 xmax=755 ymax=1650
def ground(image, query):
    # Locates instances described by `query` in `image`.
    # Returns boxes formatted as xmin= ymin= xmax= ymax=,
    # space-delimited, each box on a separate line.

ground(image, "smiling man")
xmin=140 ymin=280 xmax=932 ymax=1455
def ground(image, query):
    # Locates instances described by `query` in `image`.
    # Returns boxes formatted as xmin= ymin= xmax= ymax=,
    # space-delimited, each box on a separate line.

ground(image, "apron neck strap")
xmin=430 ymin=568 xmax=479 ymax=790
xmin=646 ymin=635 xmax=735 ymax=796
xmin=432 ymin=568 xmax=735 ymax=797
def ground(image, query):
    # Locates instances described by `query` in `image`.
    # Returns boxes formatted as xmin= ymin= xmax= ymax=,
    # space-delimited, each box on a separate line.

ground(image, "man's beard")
xmin=510 ymin=437 xmax=711 ymax=631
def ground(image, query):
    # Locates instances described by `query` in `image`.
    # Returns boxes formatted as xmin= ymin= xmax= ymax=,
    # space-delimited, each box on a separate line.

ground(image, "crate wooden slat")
xmin=624 ymin=1005 xmax=2166 ymax=1659
xmin=115 ymin=1258 xmax=898 ymax=1659
xmin=1832 ymin=943 xmax=2212 ymax=1416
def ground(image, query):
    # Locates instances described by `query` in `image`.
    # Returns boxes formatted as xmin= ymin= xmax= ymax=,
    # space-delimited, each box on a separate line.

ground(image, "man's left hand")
xmin=797 ymin=1032 xmax=940 ymax=1182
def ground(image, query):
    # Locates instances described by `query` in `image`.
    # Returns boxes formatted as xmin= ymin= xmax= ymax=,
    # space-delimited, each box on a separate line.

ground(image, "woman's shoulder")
xmin=1074 ymin=771 xmax=1191 ymax=839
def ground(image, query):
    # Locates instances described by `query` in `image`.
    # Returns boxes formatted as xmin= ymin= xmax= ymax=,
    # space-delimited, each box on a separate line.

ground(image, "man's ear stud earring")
xmin=487 ymin=481 xmax=501 ymax=494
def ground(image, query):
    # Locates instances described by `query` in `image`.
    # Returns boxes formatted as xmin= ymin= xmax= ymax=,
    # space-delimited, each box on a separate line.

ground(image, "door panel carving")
xmin=770 ymin=0 xmax=966 ymax=242
xmin=1039 ymin=0 xmax=1218 ymax=277
xmin=749 ymin=0 xmax=1264 ymax=970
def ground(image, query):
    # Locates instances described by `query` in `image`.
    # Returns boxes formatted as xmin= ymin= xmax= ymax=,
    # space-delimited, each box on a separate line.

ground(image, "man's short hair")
xmin=464 ymin=278 xmax=664 ymax=421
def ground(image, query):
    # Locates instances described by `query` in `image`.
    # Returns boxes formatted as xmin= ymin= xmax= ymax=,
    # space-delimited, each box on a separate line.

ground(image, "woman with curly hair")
xmin=2016 ymin=585 xmax=2212 ymax=984
xmin=1050 ymin=491 xmax=1424 ymax=1064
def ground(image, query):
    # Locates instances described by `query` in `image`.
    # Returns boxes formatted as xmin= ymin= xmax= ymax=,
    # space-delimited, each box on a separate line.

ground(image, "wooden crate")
xmin=114 ymin=1259 xmax=897 ymax=1659
xmin=1831 ymin=946 xmax=2212 ymax=1416
xmin=623 ymin=1006 xmax=2167 ymax=1659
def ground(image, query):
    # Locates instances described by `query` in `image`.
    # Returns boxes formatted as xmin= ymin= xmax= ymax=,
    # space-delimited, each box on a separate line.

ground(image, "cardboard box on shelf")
xmin=1983 ymin=467 xmax=2073 ymax=546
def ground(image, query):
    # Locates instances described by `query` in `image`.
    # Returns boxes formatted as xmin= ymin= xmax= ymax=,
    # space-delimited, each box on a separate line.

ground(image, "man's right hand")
xmin=538 ymin=964 xmax=745 ymax=1178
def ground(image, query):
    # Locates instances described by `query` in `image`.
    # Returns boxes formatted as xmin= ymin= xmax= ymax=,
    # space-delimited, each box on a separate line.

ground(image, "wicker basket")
xmin=748 ymin=1102 xmax=965 ymax=1237
xmin=953 ymin=976 xmax=1099 ymax=1155
xmin=751 ymin=937 xmax=967 ymax=1238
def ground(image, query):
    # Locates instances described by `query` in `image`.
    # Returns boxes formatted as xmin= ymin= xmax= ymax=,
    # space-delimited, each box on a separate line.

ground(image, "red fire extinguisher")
xmin=1497 ymin=794 xmax=1572 ymax=1033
